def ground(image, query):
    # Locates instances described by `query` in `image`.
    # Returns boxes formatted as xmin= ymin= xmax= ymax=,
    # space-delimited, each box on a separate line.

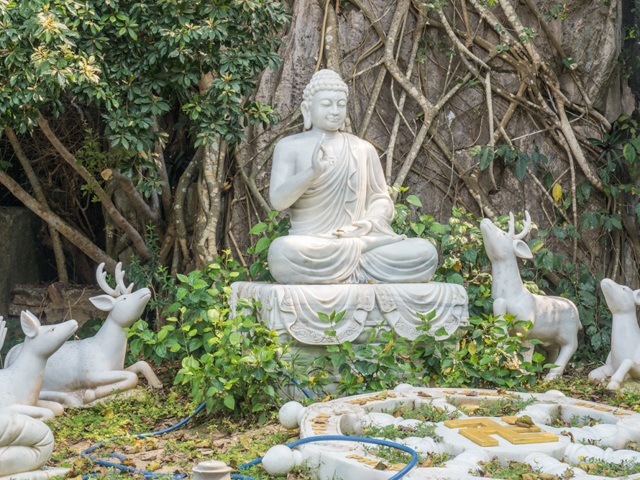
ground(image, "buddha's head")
xmin=301 ymin=69 xmax=348 ymax=132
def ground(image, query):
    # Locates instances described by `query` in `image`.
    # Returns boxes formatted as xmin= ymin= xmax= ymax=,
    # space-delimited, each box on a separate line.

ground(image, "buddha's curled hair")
xmin=302 ymin=69 xmax=348 ymax=103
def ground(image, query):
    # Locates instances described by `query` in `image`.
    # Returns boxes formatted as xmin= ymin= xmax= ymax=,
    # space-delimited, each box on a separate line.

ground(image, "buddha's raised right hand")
xmin=311 ymin=134 xmax=328 ymax=177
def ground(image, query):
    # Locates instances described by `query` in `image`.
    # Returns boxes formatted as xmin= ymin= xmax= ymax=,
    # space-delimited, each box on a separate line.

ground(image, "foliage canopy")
xmin=1 ymin=0 xmax=287 ymax=150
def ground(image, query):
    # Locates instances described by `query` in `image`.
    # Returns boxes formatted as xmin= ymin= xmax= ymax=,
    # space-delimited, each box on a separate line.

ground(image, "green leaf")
xmin=478 ymin=146 xmax=495 ymax=170
xmin=192 ymin=279 xmax=208 ymax=290
xmin=469 ymin=145 xmax=482 ymax=157
xmin=254 ymin=237 xmax=271 ymax=253
xmin=514 ymin=156 xmax=528 ymax=180
xmin=528 ymin=238 xmax=544 ymax=253
xmin=223 ymin=395 xmax=235 ymax=410
xmin=624 ymin=143 xmax=637 ymax=163
xmin=562 ymin=57 xmax=577 ymax=70
xmin=250 ymin=223 xmax=268 ymax=235
xmin=229 ymin=331 xmax=241 ymax=345
xmin=406 ymin=195 xmax=423 ymax=207
xmin=412 ymin=223 xmax=426 ymax=236
xmin=463 ymin=247 xmax=478 ymax=263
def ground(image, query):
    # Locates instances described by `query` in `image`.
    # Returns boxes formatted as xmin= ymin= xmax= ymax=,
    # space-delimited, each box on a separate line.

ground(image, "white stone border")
xmin=295 ymin=385 xmax=640 ymax=480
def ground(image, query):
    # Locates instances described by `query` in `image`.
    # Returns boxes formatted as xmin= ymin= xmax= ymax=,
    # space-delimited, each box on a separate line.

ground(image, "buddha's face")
xmin=305 ymin=90 xmax=347 ymax=132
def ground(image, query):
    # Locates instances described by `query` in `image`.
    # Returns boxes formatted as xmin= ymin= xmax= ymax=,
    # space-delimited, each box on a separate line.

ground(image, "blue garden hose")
xmin=81 ymin=400 xmax=208 ymax=478
xmin=81 ymin=394 xmax=417 ymax=479
xmin=275 ymin=369 xmax=315 ymax=399
xmin=231 ymin=435 xmax=419 ymax=480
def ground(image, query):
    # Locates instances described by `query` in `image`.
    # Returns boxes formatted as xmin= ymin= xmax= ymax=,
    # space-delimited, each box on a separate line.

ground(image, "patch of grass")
xmin=360 ymin=422 xmax=441 ymax=441
xmin=398 ymin=401 xmax=461 ymax=422
xmin=49 ymin=389 xmax=198 ymax=445
xmin=550 ymin=413 xmax=600 ymax=428
xmin=450 ymin=396 xmax=535 ymax=417
xmin=363 ymin=446 xmax=451 ymax=467
xmin=576 ymin=458 xmax=640 ymax=477
xmin=475 ymin=457 xmax=541 ymax=480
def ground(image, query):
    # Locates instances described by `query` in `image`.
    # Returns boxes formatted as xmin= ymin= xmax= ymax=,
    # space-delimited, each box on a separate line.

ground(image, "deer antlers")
xmin=96 ymin=262 xmax=134 ymax=297
xmin=508 ymin=211 xmax=531 ymax=240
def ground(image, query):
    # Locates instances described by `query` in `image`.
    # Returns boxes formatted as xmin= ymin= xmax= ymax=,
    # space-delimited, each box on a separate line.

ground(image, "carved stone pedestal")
xmin=230 ymin=282 xmax=469 ymax=346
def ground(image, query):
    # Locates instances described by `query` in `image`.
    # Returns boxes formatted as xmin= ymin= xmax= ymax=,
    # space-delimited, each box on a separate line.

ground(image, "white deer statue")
xmin=0 ymin=311 xmax=78 ymax=420
xmin=0 ymin=317 xmax=69 ymax=479
xmin=6 ymin=263 xmax=163 ymax=406
xmin=480 ymin=211 xmax=582 ymax=380
xmin=588 ymin=279 xmax=640 ymax=390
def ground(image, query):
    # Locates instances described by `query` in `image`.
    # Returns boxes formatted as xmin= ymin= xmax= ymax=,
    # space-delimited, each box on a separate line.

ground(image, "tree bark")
xmin=36 ymin=112 xmax=150 ymax=259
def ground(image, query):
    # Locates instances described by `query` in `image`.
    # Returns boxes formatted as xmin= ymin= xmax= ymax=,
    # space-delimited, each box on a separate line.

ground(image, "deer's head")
xmin=480 ymin=211 xmax=533 ymax=262
xmin=601 ymin=278 xmax=640 ymax=315
xmin=90 ymin=263 xmax=152 ymax=328
xmin=21 ymin=310 xmax=78 ymax=358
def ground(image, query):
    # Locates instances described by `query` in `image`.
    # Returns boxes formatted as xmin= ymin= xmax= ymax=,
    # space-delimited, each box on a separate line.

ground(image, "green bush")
xmin=127 ymin=255 xmax=290 ymax=421
xmin=246 ymin=210 xmax=290 ymax=282
xmin=393 ymin=199 xmax=610 ymax=365
xmin=298 ymin=310 xmax=543 ymax=396
xmin=174 ymin=297 xmax=289 ymax=422
xmin=411 ymin=315 xmax=545 ymax=389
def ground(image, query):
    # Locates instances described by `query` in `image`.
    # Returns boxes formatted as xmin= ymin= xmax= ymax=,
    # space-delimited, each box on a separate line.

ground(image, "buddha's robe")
xmin=268 ymin=133 xmax=437 ymax=284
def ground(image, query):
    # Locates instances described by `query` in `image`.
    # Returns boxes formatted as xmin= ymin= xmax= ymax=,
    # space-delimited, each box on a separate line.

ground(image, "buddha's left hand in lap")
xmin=333 ymin=220 xmax=406 ymax=253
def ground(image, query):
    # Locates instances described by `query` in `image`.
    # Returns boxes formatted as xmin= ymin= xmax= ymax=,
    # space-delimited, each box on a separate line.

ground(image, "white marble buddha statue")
xmin=268 ymin=69 xmax=438 ymax=284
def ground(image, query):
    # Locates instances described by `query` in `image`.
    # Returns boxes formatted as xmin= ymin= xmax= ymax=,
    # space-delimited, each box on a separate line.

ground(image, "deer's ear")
xmin=21 ymin=310 xmax=41 ymax=338
xmin=634 ymin=290 xmax=640 ymax=306
xmin=90 ymin=294 xmax=116 ymax=312
xmin=513 ymin=239 xmax=533 ymax=259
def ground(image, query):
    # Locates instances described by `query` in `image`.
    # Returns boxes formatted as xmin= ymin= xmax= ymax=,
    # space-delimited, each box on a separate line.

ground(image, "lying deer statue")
xmin=480 ymin=211 xmax=582 ymax=380
xmin=0 ymin=311 xmax=78 ymax=420
xmin=6 ymin=263 xmax=163 ymax=406
xmin=588 ymin=279 xmax=640 ymax=390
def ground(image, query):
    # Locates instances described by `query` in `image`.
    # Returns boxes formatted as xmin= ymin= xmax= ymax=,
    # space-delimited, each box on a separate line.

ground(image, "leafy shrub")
xmin=127 ymin=256 xmax=246 ymax=365
xmin=412 ymin=315 xmax=544 ymax=389
xmin=299 ymin=311 xmax=543 ymax=396
xmin=175 ymin=297 xmax=289 ymax=422
xmin=246 ymin=211 xmax=290 ymax=282
xmin=127 ymin=254 xmax=291 ymax=421
xmin=300 ymin=311 xmax=420 ymax=396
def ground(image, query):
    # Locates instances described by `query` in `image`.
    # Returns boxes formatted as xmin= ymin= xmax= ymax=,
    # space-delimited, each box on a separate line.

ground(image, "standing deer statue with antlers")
xmin=6 ymin=263 xmax=163 ymax=406
xmin=480 ymin=211 xmax=582 ymax=380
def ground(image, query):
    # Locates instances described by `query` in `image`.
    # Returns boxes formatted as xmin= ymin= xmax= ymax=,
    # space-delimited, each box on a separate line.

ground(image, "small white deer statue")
xmin=0 ymin=311 xmax=78 ymax=420
xmin=480 ymin=211 xmax=582 ymax=380
xmin=588 ymin=279 xmax=640 ymax=390
xmin=0 ymin=318 xmax=70 ymax=478
xmin=6 ymin=262 xmax=163 ymax=406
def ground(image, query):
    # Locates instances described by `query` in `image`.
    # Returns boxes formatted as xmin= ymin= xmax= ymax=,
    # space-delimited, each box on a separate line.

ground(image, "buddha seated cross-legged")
xmin=231 ymin=70 xmax=468 ymax=348
xmin=267 ymin=70 xmax=437 ymax=285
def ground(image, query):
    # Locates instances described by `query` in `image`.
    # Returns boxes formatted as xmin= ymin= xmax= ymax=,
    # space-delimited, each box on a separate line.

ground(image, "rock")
xmin=9 ymin=284 xmax=104 ymax=329
xmin=0 ymin=207 xmax=39 ymax=318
